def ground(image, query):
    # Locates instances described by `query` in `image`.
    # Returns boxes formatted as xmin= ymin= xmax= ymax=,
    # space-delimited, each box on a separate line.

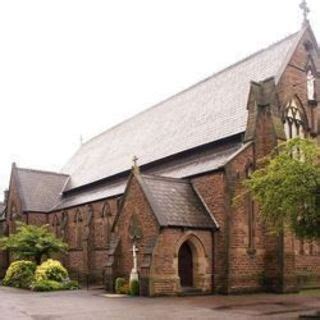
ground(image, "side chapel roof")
xmin=13 ymin=167 xmax=69 ymax=212
xmin=136 ymin=174 xmax=218 ymax=230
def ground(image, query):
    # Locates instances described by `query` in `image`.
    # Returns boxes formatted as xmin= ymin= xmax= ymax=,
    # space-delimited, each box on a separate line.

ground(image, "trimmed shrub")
xmin=3 ymin=260 xmax=36 ymax=289
xmin=32 ymin=259 xmax=79 ymax=292
xmin=129 ymin=279 xmax=139 ymax=296
xmin=62 ymin=280 xmax=79 ymax=290
xmin=34 ymin=259 xmax=68 ymax=283
xmin=31 ymin=279 xmax=80 ymax=292
xmin=115 ymin=277 xmax=126 ymax=294
xmin=31 ymin=280 xmax=79 ymax=292
xmin=32 ymin=279 xmax=64 ymax=292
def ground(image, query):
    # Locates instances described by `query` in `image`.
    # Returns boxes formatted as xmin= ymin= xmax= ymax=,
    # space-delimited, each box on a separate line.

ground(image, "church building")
xmin=1 ymin=5 xmax=320 ymax=296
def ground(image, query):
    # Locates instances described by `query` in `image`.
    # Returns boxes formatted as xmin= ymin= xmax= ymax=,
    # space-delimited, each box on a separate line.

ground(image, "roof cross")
xmin=132 ymin=155 xmax=140 ymax=173
xmin=132 ymin=155 xmax=139 ymax=167
xmin=300 ymin=0 xmax=310 ymax=25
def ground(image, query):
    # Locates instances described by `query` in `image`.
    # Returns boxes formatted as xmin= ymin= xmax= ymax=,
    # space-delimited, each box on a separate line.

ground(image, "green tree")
xmin=245 ymin=138 xmax=320 ymax=239
xmin=0 ymin=223 xmax=68 ymax=265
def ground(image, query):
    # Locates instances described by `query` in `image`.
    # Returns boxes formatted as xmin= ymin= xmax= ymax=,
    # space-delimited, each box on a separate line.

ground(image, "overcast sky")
xmin=0 ymin=0 xmax=319 ymax=201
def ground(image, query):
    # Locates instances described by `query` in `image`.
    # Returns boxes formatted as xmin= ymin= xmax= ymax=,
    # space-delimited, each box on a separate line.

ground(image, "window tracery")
xmin=101 ymin=202 xmax=112 ymax=248
xmin=283 ymin=100 xmax=305 ymax=139
xmin=52 ymin=215 xmax=60 ymax=237
xmin=60 ymin=211 xmax=68 ymax=241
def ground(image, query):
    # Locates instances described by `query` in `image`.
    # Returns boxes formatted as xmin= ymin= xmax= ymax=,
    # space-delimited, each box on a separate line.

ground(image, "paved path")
xmin=0 ymin=286 xmax=320 ymax=319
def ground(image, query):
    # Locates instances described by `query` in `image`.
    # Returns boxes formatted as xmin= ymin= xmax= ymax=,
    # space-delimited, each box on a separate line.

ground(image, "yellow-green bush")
xmin=32 ymin=279 xmax=64 ymax=291
xmin=34 ymin=259 xmax=68 ymax=282
xmin=115 ymin=277 xmax=129 ymax=294
xmin=32 ymin=279 xmax=79 ymax=292
xmin=32 ymin=259 xmax=79 ymax=292
xmin=3 ymin=260 xmax=36 ymax=289
xmin=3 ymin=259 xmax=78 ymax=292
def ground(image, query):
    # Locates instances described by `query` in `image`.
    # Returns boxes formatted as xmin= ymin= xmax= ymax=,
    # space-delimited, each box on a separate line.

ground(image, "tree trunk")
xmin=35 ymin=255 xmax=42 ymax=265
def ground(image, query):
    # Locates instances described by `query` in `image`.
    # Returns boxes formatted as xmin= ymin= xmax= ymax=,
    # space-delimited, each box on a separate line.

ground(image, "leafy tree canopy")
xmin=245 ymin=138 xmax=320 ymax=239
xmin=0 ymin=223 xmax=68 ymax=264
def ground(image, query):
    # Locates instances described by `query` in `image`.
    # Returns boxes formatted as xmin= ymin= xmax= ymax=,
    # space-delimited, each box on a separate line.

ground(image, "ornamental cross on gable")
xmin=132 ymin=155 xmax=140 ymax=173
xmin=132 ymin=155 xmax=138 ymax=167
xmin=300 ymin=0 xmax=310 ymax=24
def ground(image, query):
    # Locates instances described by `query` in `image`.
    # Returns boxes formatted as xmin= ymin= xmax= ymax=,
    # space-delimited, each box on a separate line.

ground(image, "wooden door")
xmin=178 ymin=242 xmax=193 ymax=287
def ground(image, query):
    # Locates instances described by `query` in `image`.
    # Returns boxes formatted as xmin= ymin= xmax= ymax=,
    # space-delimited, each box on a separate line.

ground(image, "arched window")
xmin=101 ymin=202 xmax=112 ymax=248
xmin=101 ymin=202 xmax=111 ymax=218
xmin=83 ymin=205 xmax=94 ymax=244
xmin=309 ymin=241 xmax=314 ymax=256
xmin=10 ymin=205 xmax=19 ymax=233
xmin=87 ymin=205 xmax=94 ymax=225
xmin=52 ymin=215 xmax=60 ymax=237
xmin=60 ymin=211 xmax=68 ymax=241
xmin=74 ymin=210 xmax=83 ymax=249
xmin=283 ymin=100 xmax=305 ymax=139
xmin=246 ymin=164 xmax=255 ymax=254
xmin=299 ymin=239 xmax=305 ymax=255
xmin=10 ymin=204 xmax=21 ymax=221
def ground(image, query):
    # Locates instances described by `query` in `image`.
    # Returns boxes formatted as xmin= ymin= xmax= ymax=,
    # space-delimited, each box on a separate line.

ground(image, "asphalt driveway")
xmin=1 ymin=286 xmax=320 ymax=319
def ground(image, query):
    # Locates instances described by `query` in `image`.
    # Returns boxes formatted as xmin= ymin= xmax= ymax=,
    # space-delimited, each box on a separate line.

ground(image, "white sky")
xmin=0 ymin=0 xmax=320 ymax=201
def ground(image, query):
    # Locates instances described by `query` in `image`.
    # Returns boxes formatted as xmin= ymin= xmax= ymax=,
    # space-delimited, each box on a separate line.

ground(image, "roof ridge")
xmin=75 ymin=31 xmax=299 ymax=150
xmin=16 ymin=167 xmax=69 ymax=178
xmin=141 ymin=174 xmax=189 ymax=184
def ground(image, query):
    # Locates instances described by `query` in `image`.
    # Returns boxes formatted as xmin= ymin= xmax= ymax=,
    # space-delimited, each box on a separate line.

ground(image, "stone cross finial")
xmin=133 ymin=155 xmax=138 ymax=166
xmin=300 ymin=0 xmax=310 ymax=25
xmin=132 ymin=155 xmax=140 ymax=172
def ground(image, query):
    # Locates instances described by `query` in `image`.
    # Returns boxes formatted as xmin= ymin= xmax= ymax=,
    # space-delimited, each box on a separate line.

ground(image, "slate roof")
xmin=53 ymin=140 xmax=244 ymax=210
xmin=0 ymin=202 xmax=5 ymax=214
xmin=137 ymin=174 xmax=217 ymax=229
xmin=0 ymin=202 xmax=5 ymax=221
xmin=14 ymin=167 xmax=69 ymax=212
xmin=62 ymin=31 xmax=302 ymax=191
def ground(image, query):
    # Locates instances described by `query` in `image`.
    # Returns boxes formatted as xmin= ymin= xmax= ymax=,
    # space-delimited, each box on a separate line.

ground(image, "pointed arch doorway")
xmin=178 ymin=241 xmax=193 ymax=288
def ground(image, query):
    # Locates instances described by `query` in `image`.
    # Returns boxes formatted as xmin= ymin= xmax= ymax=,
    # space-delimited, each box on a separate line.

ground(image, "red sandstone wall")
xmin=27 ymin=213 xmax=48 ymax=226
xmin=225 ymin=145 xmax=271 ymax=292
xmin=48 ymin=197 xmax=118 ymax=283
xmin=6 ymin=172 xmax=25 ymax=234
xmin=150 ymin=229 xmax=213 ymax=296
xmin=4 ymin=172 xmax=25 ymax=267
xmin=295 ymin=239 xmax=320 ymax=288
xmin=277 ymin=27 xmax=320 ymax=290
xmin=115 ymin=176 xmax=159 ymax=280
xmin=192 ymin=172 xmax=227 ymax=293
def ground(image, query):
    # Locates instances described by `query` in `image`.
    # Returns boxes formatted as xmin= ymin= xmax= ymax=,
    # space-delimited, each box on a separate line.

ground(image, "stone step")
xmin=179 ymin=287 xmax=207 ymax=296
